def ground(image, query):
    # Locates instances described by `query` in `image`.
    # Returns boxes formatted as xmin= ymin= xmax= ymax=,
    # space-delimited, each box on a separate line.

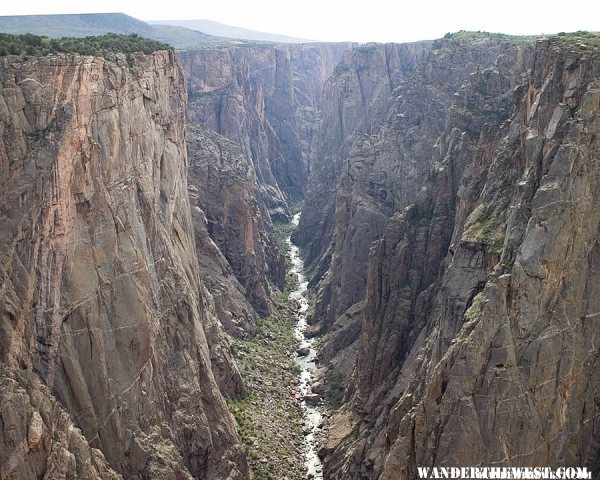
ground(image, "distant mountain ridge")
xmin=150 ymin=18 xmax=315 ymax=44
xmin=0 ymin=13 xmax=231 ymax=48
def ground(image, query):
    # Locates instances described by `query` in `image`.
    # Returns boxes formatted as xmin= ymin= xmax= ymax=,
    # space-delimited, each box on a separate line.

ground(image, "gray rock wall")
xmin=180 ymin=43 xmax=348 ymax=210
xmin=323 ymin=38 xmax=600 ymax=479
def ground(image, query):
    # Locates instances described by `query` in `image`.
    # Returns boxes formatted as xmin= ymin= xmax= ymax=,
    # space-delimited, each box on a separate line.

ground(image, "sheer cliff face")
xmin=294 ymin=42 xmax=432 ymax=271
xmin=325 ymin=39 xmax=600 ymax=479
xmin=0 ymin=52 xmax=247 ymax=479
xmin=180 ymin=43 xmax=347 ymax=211
xmin=187 ymin=123 xmax=284 ymax=323
xmin=300 ymin=39 xmax=530 ymax=383
xmin=181 ymin=43 xmax=346 ymax=324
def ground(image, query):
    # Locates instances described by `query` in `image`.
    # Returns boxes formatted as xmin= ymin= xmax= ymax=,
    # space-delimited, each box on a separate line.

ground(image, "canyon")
xmin=0 ymin=23 xmax=599 ymax=480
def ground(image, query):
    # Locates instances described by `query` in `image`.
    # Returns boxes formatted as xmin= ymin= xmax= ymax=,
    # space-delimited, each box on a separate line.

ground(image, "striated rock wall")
xmin=180 ymin=43 xmax=348 ymax=211
xmin=324 ymin=38 xmax=600 ymax=479
xmin=300 ymin=38 xmax=531 ymax=391
xmin=0 ymin=52 xmax=248 ymax=479
xmin=180 ymin=43 xmax=348 ymax=329
xmin=187 ymin=123 xmax=284 ymax=322
xmin=293 ymin=42 xmax=432 ymax=272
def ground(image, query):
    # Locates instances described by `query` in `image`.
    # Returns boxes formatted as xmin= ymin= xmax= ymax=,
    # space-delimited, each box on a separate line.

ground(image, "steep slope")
xmin=301 ymin=36 xmax=530 ymax=323
xmin=179 ymin=42 xmax=349 ymax=329
xmin=180 ymin=42 xmax=349 ymax=213
xmin=324 ymin=36 xmax=600 ymax=478
xmin=0 ymin=13 xmax=227 ymax=49
xmin=151 ymin=19 xmax=313 ymax=44
xmin=0 ymin=51 xmax=247 ymax=478
xmin=187 ymin=123 xmax=284 ymax=321
xmin=298 ymin=37 xmax=532 ymax=390
xmin=292 ymin=41 xmax=432 ymax=269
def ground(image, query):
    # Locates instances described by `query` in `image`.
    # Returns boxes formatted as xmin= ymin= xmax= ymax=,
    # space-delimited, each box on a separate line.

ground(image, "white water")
xmin=287 ymin=213 xmax=324 ymax=480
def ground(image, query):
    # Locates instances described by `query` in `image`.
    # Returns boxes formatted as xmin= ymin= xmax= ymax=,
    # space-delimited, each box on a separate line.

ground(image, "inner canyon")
xmin=0 ymin=14 xmax=599 ymax=480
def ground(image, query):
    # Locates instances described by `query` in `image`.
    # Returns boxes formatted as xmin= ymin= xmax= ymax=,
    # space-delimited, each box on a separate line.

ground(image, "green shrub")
xmin=0 ymin=32 xmax=170 ymax=58
xmin=441 ymin=30 xmax=534 ymax=46
xmin=552 ymin=31 xmax=600 ymax=50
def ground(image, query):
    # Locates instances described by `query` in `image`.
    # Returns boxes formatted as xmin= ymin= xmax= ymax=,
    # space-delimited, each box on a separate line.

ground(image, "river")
xmin=287 ymin=213 xmax=324 ymax=480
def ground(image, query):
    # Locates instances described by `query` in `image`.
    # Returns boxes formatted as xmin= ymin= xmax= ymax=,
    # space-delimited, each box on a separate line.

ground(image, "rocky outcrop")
xmin=187 ymin=123 xmax=284 ymax=321
xmin=0 ymin=52 xmax=248 ymax=479
xmin=0 ymin=370 xmax=121 ymax=479
xmin=180 ymin=43 xmax=348 ymax=213
xmin=324 ymin=37 xmax=600 ymax=478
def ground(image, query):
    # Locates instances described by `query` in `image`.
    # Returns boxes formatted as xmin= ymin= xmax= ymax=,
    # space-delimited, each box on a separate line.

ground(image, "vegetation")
xmin=500 ymin=258 xmax=515 ymax=272
xmin=442 ymin=30 xmax=534 ymax=45
xmin=272 ymin=207 xmax=304 ymax=301
xmin=462 ymin=206 xmax=506 ymax=254
xmin=412 ymin=203 xmax=435 ymax=226
xmin=0 ymin=13 xmax=227 ymax=49
xmin=280 ymin=269 xmax=300 ymax=303
xmin=227 ymin=312 xmax=304 ymax=480
xmin=554 ymin=31 xmax=600 ymax=51
xmin=272 ymin=221 xmax=295 ymax=254
xmin=442 ymin=30 xmax=600 ymax=52
xmin=188 ymin=85 xmax=232 ymax=102
xmin=324 ymin=371 xmax=346 ymax=410
xmin=0 ymin=32 xmax=170 ymax=58
xmin=333 ymin=61 xmax=352 ymax=76
xmin=464 ymin=292 xmax=485 ymax=322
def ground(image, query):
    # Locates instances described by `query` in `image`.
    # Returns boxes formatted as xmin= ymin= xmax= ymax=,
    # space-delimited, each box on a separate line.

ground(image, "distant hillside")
xmin=0 ymin=13 xmax=230 ymax=48
xmin=151 ymin=19 xmax=314 ymax=44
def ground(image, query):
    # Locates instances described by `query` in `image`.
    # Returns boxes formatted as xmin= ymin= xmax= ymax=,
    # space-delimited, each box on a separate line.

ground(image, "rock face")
xmin=292 ymin=41 xmax=432 ymax=259
xmin=180 ymin=43 xmax=348 ymax=213
xmin=187 ymin=123 xmax=284 ymax=322
xmin=0 ymin=52 xmax=248 ymax=479
xmin=181 ymin=43 xmax=348 ymax=332
xmin=298 ymin=37 xmax=531 ymax=384
xmin=322 ymin=37 xmax=600 ymax=478
xmin=1 ymin=371 xmax=121 ymax=479
xmin=294 ymin=42 xmax=431 ymax=338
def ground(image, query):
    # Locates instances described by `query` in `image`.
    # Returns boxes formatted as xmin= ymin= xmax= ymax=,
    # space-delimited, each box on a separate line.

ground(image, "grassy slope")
xmin=227 ymin=309 xmax=304 ymax=480
xmin=0 ymin=13 xmax=228 ymax=49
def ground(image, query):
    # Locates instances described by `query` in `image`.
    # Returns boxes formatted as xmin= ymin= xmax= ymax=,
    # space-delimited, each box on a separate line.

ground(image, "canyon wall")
xmin=180 ymin=42 xmax=348 ymax=324
xmin=299 ymin=37 xmax=532 ymax=383
xmin=187 ymin=123 xmax=284 ymax=322
xmin=180 ymin=43 xmax=348 ymax=210
xmin=321 ymin=37 xmax=600 ymax=479
xmin=293 ymin=41 xmax=432 ymax=271
xmin=1 ymin=28 xmax=598 ymax=480
xmin=0 ymin=51 xmax=248 ymax=479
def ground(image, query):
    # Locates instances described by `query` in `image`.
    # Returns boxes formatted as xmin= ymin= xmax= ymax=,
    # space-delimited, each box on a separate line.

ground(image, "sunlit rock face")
xmin=0 ymin=51 xmax=248 ymax=479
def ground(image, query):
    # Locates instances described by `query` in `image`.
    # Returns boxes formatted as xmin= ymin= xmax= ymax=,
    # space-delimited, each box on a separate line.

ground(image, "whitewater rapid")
xmin=287 ymin=213 xmax=324 ymax=480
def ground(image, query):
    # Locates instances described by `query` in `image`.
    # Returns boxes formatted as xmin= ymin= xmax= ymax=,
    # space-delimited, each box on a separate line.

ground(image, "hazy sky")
xmin=1 ymin=0 xmax=599 ymax=43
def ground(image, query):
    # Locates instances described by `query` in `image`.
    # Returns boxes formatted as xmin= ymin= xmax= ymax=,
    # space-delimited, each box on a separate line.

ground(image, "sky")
xmin=1 ymin=0 xmax=599 ymax=43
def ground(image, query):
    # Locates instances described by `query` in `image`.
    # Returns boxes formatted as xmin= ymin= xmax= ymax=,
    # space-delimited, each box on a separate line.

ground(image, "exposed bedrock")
xmin=0 ymin=51 xmax=248 ymax=479
xmin=322 ymin=38 xmax=600 ymax=479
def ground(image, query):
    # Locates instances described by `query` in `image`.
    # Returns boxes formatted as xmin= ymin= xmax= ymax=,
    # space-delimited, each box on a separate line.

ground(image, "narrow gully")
xmin=287 ymin=212 xmax=324 ymax=480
